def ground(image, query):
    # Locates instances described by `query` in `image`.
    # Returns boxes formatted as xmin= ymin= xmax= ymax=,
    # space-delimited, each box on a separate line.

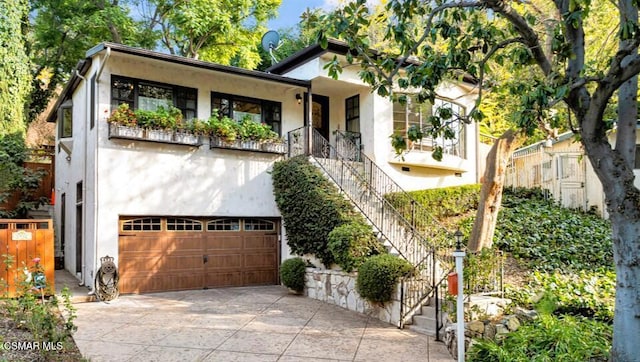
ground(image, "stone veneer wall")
xmin=304 ymin=268 xmax=402 ymax=326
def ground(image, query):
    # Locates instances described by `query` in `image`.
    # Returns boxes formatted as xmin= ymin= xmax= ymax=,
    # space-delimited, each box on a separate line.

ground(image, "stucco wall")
xmin=57 ymin=52 xmax=308 ymax=286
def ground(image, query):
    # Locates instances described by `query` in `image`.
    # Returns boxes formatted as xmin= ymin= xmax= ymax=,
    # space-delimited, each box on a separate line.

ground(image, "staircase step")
xmin=421 ymin=305 xmax=437 ymax=319
xmin=407 ymin=324 xmax=437 ymax=337
xmin=412 ymin=314 xmax=436 ymax=328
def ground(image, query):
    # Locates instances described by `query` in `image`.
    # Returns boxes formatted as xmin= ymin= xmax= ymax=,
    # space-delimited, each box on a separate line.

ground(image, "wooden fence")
xmin=0 ymin=219 xmax=54 ymax=297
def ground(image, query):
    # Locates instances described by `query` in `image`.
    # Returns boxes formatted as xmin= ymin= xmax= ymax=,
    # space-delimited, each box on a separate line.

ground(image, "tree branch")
xmin=484 ymin=0 xmax=553 ymax=76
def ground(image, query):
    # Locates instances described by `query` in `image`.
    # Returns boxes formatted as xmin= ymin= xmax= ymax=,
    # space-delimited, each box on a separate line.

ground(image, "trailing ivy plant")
xmin=271 ymin=156 xmax=363 ymax=267
xmin=495 ymin=189 xmax=613 ymax=272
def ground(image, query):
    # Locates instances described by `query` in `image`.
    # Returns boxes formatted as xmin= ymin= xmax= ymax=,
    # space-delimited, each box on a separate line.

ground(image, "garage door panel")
xmin=244 ymin=235 xmax=277 ymax=249
xmin=206 ymin=254 xmax=243 ymax=269
xmin=120 ymin=235 xmax=165 ymax=252
xmin=204 ymin=235 xmax=243 ymax=251
xmin=205 ymin=272 xmax=243 ymax=287
xmin=165 ymin=235 xmax=201 ymax=250
xmin=119 ymin=217 xmax=279 ymax=293
xmin=244 ymin=270 xmax=278 ymax=285
xmin=244 ymin=252 xmax=277 ymax=268
xmin=119 ymin=255 xmax=164 ymax=273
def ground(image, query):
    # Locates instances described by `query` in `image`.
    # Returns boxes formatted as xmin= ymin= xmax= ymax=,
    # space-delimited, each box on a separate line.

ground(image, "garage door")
xmin=118 ymin=217 xmax=279 ymax=294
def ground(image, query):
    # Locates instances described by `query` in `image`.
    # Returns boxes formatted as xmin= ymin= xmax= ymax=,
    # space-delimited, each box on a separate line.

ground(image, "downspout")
xmin=76 ymin=70 xmax=88 ymax=286
xmin=89 ymin=47 xmax=111 ymax=294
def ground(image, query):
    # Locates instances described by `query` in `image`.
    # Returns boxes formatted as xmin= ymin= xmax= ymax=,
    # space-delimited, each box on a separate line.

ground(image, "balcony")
xmin=108 ymin=124 xmax=202 ymax=146
xmin=209 ymin=135 xmax=287 ymax=154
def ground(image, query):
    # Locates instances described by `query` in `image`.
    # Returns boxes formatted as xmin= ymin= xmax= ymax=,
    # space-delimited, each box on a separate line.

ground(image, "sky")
xmin=267 ymin=0 xmax=381 ymax=31
xmin=267 ymin=0 xmax=327 ymax=31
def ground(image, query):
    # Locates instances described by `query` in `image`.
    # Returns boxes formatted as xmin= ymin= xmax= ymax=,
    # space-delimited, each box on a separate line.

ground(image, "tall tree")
xmin=140 ymin=0 xmax=281 ymax=68
xmin=319 ymin=0 xmax=640 ymax=358
xmin=29 ymin=0 xmax=282 ymax=117
xmin=0 ymin=0 xmax=31 ymax=134
xmin=29 ymin=0 xmax=153 ymax=121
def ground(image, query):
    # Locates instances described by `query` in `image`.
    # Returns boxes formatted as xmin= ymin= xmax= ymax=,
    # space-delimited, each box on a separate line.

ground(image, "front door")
xmin=306 ymin=94 xmax=330 ymax=141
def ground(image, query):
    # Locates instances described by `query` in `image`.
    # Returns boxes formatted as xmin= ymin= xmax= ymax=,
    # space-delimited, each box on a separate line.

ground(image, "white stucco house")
xmin=49 ymin=40 xmax=483 ymax=294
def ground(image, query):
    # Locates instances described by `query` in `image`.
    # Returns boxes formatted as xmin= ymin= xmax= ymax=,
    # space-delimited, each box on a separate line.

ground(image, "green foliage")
xmin=279 ymin=257 xmax=307 ymax=293
xmin=507 ymin=270 xmax=615 ymax=323
xmin=327 ymin=221 xmax=386 ymax=272
xmin=106 ymin=104 xmax=137 ymax=127
xmin=356 ymin=254 xmax=414 ymax=304
xmin=271 ymin=156 xmax=362 ymax=266
xmin=1 ymin=259 xmax=77 ymax=358
xmin=0 ymin=0 xmax=30 ymax=133
xmin=135 ymin=106 xmax=182 ymax=129
xmin=0 ymin=133 xmax=47 ymax=218
xmin=467 ymin=314 xmax=612 ymax=362
xmin=495 ymin=191 xmax=613 ymax=272
xmin=386 ymin=184 xmax=481 ymax=220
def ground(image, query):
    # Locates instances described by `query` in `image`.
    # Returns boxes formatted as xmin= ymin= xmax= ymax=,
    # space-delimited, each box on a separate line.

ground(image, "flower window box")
xmin=209 ymin=136 xmax=286 ymax=154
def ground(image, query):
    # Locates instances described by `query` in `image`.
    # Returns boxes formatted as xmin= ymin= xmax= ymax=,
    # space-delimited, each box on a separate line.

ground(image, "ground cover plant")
xmin=390 ymin=185 xmax=615 ymax=359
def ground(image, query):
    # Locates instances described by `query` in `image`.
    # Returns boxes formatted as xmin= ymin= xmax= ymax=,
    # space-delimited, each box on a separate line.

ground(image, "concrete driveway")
xmin=72 ymin=286 xmax=454 ymax=362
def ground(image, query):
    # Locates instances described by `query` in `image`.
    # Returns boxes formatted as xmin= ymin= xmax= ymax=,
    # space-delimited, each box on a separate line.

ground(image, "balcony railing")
xmin=108 ymin=124 xmax=202 ymax=146
xmin=209 ymin=135 xmax=287 ymax=154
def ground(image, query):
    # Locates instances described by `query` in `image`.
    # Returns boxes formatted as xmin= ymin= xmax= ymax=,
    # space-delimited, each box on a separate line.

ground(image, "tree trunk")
xmin=608 ymin=210 xmax=640 ymax=361
xmin=467 ymin=129 xmax=521 ymax=251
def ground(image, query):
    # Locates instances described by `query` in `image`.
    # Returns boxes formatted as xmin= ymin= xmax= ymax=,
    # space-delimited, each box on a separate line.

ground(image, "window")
xmin=635 ymin=145 xmax=640 ymax=169
xmin=207 ymin=218 xmax=240 ymax=231
xmin=393 ymin=95 xmax=466 ymax=158
xmin=211 ymin=92 xmax=282 ymax=136
xmin=121 ymin=218 xmax=162 ymax=231
xmin=244 ymin=218 xmax=276 ymax=231
xmin=59 ymin=102 xmax=73 ymax=138
xmin=167 ymin=218 xmax=203 ymax=231
xmin=345 ymin=95 xmax=360 ymax=133
xmin=111 ymin=76 xmax=197 ymax=120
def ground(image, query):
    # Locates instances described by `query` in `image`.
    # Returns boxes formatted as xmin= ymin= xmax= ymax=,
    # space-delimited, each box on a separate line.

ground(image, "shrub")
xmin=386 ymin=184 xmax=481 ymax=220
xmin=328 ymin=221 xmax=386 ymax=272
xmin=467 ymin=314 xmax=612 ymax=362
xmin=272 ymin=156 xmax=362 ymax=266
xmin=280 ymin=257 xmax=307 ymax=293
xmin=356 ymin=254 xmax=414 ymax=304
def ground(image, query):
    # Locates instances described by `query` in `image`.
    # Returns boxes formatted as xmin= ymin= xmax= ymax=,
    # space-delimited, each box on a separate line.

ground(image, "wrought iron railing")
xmin=288 ymin=126 xmax=453 ymax=333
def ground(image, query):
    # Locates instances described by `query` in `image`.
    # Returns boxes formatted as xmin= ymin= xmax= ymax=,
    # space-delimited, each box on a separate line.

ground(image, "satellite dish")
xmin=261 ymin=30 xmax=281 ymax=65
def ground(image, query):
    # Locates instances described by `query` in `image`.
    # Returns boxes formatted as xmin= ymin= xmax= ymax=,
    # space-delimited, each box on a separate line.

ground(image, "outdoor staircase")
xmin=287 ymin=126 xmax=454 ymax=337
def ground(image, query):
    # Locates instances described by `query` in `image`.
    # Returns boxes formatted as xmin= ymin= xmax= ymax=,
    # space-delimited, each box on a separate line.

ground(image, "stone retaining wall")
xmin=304 ymin=268 xmax=402 ymax=326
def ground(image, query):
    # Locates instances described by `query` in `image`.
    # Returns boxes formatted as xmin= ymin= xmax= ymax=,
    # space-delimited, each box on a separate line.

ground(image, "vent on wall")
xmin=401 ymin=166 xmax=411 ymax=172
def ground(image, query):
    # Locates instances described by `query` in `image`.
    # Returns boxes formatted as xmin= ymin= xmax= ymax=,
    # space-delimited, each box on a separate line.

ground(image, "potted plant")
xmin=208 ymin=115 xmax=238 ymax=145
xmin=107 ymin=104 xmax=142 ymax=137
xmin=137 ymin=106 xmax=179 ymax=142
xmin=280 ymin=257 xmax=306 ymax=294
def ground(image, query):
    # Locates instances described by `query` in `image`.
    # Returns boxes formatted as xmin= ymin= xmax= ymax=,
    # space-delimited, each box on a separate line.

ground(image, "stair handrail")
xmin=288 ymin=126 xmax=455 ymax=330
xmin=292 ymin=127 xmax=436 ymax=259
xmin=334 ymin=129 xmax=452 ymax=238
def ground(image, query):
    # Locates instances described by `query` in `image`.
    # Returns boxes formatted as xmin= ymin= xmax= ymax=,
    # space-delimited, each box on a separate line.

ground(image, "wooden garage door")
xmin=118 ymin=217 xmax=279 ymax=294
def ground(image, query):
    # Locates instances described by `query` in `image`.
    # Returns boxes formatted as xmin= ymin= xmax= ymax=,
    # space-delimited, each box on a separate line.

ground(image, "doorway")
xmin=305 ymin=94 xmax=330 ymax=141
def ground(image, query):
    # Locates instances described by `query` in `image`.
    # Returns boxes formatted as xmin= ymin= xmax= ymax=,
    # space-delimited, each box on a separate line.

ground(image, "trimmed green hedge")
xmin=356 ymin=254 xmax=414 ymax=304
xmin=280 ymin=257 xmax=307 ymax=293
xmin=386 ymin=184 xmax=481 ymax=220
xmin=328 ymin=221 xmax=386 ymax=272
xmin=271 ymin=156 xmax=365 ymax=267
